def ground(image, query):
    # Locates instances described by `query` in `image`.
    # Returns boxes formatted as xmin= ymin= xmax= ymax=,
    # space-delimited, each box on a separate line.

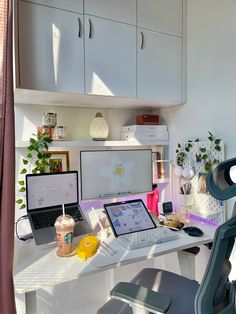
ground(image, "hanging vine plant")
xmin=199 ymin=132 xmax=221 ymax=173
xmin=175 ymin=138 xmax=199 ymax=166
xmin=16 ymin=132 xmax=53 ymax=209
xmin=175 ymin=131 xmax=222 ymax=173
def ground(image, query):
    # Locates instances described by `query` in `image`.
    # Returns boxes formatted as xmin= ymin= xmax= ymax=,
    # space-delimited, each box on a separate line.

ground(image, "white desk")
xmin=14 ymin=218 xmax=217 ymax=314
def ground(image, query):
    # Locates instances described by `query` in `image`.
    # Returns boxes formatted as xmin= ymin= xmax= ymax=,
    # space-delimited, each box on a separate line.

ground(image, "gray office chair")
xmin=98 ymin=158 xmax=236 ymax=314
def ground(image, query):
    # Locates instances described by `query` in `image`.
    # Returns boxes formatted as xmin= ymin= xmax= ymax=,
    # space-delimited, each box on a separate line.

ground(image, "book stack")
xmin=121 ymin=125 xmax=168 ymax=141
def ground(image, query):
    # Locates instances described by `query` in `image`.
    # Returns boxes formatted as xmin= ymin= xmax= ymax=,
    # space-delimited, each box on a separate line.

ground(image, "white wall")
xmin=159 ymin=0 xmax=236 ymax=217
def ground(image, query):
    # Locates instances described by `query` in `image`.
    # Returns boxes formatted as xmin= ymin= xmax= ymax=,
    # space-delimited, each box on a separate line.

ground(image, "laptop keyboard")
xmin=31 ymin=207 xmax=84 ymax=230
xmin=118 ymin=226 xmax=179 ymax=250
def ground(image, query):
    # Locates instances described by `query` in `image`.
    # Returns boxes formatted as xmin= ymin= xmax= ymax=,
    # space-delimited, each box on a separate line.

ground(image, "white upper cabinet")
xmin=137 ymin=28 xmax=182 ymax=102
xmin=15 ymin=0 xmax=186 ymax=107
xmin=22 ymin=0 xmax=83 ymax=13
xmin=84 ymin=15 xmax=136 ymax=97
xmin=137 ymin=0 xmax=183 ymax=37
xmin=84 ymin=0 xmax=136 ymax=25
xmin=18 ymin=0 xmax=84 ymax=94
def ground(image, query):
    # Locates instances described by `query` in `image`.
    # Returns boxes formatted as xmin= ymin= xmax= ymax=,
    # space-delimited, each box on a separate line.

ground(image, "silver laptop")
xmin=26 ymin=171 xmax=91 ymax=246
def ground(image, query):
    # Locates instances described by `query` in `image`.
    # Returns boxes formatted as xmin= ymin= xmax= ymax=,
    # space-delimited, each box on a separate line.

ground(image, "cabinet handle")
xmin=140 ymin=32 xmax=144 ymax=49
xmin=77 ymin=17 xmax=82 ymax=38
xmin=88 ymin=19 xmax=92 ymax=39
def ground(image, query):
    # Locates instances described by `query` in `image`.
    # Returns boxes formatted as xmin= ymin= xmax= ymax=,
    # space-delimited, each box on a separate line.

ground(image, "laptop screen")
xmin=104 ymin=199 xmax=156 ymax=237
xmin=26 ymin=171 xmax=78 ymax=211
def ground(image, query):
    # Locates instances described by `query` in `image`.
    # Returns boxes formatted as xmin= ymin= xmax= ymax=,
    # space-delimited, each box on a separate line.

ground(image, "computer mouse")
xmin=183 ymin=226 xmax=204 ymax=237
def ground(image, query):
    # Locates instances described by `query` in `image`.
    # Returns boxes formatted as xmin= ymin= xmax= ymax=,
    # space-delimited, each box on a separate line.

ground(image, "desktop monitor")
xmin=80 ymin=149 xmax=153 ymax=201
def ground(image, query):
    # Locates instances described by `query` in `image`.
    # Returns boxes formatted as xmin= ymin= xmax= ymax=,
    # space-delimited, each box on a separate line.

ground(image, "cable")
xmin=15 ymin=215 xmax=33 ymax=241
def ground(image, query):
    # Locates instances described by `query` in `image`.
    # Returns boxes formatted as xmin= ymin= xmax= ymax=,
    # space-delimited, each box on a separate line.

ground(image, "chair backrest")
xmin=195 ymin=214 xmax=236 ymax=313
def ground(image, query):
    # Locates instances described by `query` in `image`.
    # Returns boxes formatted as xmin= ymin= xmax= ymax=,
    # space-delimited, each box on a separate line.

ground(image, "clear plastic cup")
xmin=54 ymin=214 xmax=75 ymax=257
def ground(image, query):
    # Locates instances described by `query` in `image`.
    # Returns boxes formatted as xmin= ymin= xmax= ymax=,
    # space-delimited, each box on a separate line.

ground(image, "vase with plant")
xmin=16 ymin=132 xmax=53 ymax=209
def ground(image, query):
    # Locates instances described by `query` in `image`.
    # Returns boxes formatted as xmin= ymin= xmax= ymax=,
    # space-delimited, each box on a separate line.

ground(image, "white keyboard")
xmin=118 ymin=227 xmax=179 ymax=250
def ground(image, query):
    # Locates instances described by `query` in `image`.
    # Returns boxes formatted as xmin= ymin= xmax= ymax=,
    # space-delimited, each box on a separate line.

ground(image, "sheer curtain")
xmin=0 ymin=0 xmax=16 ymax=313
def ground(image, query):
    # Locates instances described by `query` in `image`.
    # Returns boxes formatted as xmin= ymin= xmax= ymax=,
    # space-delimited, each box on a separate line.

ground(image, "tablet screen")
xmin=104 ymin=199 xmax=156 ymax=237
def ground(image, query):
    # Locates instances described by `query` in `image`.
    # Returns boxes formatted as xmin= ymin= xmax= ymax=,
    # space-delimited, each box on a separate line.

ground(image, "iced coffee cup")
xmin=55 ymin=214 xmax=75 ymax=257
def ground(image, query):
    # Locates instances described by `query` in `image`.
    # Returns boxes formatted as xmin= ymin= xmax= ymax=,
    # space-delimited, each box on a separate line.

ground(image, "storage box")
xmin=121 ymin=131 xmax=169 ymax=141
xmin=121 ymin=125 xmax=167 ymax=133
xmin=136 ymin=114 xmax=159 ymax=125
xmin=178 ymin=194 xmax=194 ymax=207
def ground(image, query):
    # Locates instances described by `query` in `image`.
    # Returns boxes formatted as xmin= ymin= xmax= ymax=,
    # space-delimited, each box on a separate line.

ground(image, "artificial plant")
xmin=16 ymin=132 xmax=53 ymax=209
xmin=175 ymin=131 xmax=222 ymax=173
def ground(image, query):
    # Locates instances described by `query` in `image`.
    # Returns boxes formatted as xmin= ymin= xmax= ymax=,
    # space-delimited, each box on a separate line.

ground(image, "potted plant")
xmin=16 ymin=132 xmax=53 ymax=209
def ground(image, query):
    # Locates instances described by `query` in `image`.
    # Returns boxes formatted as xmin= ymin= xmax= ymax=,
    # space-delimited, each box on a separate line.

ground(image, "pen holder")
xmin=178 ymin=194 xmax=194 ymax=207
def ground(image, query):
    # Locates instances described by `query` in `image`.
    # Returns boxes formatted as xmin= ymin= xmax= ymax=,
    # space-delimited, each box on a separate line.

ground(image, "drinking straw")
xmin=62 ymin=204 xmax=65 ymax=217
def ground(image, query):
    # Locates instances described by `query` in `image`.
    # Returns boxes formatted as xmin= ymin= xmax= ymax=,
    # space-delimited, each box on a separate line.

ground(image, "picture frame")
xmin=46 ymin=151 xmax=70 ymax=173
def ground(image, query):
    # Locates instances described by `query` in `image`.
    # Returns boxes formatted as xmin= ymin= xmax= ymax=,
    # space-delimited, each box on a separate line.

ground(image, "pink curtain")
xmin=0 ymin=0 xmax=16 ymax=313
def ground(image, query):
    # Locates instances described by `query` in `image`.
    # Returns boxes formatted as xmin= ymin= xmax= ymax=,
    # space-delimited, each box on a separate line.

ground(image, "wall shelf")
xmin=181 ymin=206 xmax=224 ymax=220
xmin=15 ymin=139 xmax=169 ymax=148
xmin=14 ymin=88 xmax=182 ymax=110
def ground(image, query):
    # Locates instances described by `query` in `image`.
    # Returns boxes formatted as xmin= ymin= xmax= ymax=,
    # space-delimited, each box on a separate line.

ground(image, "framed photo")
xmin=47 ymin=151 xmax=70 ymax=173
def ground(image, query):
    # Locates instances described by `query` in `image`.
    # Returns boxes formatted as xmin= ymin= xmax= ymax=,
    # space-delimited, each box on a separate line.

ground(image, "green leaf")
xmin=188 ymin=143 xmax=192 ymax=148
xmin=208 ymin=131 xmax=213 ymax=137
xmin=205 ymin=163 xmax=212 ymax=172
xmin=20 ymin=168 xmax=27 ymax=174
xmin=177 ymin=143 xmax=181 ymax=148
xmin=29 ymin=138 xmax=36 ymax=144
xmin=208 ymin=136 xmax=214 ymax=141
xmin=16 ymin=199 xmax=23 ymax=204
xmin=188 ymin=140 xmax=193 ymax=142
xmin=18 ymin=180 xmax=25 ymax=186
xmin=19 ymin=187 xmax=26 ymax=193
xmin=32 ymin=169 xmax=37 ymax=174
xmin=27 ymin=153 xmax=33 ymax=158
xmin=214 ymin=139 xmax=221 ymax=145
xmin=215 ymin=145 xmax=221 ymax=151
xmin=176 ymin=149 xmax=179 ymax=153
xmin=195 ymin=138 xmax=199 ymax=142
xmin=44 ymin=143 xmax=49 ymax=150
xmin=23 ymin=159 xmax=28 ymax=165
xmin=202 ymin=154 xmax=208 ymax=160
xmin=185 ymin=147 xmax=190 ymax=152
xmin=20 ymin=204 xmax=26 ymax=209
xmin=37 ymin=152 xmax=43 ymax=159
xmin=27 ymin=145 xmax=34 ymax=151
xmin=200 ymin=147 xmax=206 ymax=153
xmin=46 ymin=138 xmax=53 ymax=143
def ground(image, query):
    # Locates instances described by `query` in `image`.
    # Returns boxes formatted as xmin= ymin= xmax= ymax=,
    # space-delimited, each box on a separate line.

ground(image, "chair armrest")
xmin=110 ymin=282 xmax=171 ymax=314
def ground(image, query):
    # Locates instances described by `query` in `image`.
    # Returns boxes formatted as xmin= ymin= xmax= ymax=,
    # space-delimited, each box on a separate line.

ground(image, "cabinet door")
xmin=20 ymin=0 xmax=83 ymax=13
xmin=84 ymin=15 xmax=136 ymax=97
xmin=19 ymin=1 xmax=84 ymax=94
xmin=137 ymin=28 xmax=182 ymax=102
xmin=84 ymin=0 xmax=136 ymax=25
xmin=137 ymin=0 xmax=183 ymax=37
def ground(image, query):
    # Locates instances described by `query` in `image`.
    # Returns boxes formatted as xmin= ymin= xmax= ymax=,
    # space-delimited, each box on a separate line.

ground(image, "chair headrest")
xmin=207 ymin=157 xmax=236 ymax=200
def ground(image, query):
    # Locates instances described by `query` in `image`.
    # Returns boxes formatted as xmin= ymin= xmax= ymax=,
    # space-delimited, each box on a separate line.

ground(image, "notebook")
xmin=26 ymin=171 xmax=91 ymax=246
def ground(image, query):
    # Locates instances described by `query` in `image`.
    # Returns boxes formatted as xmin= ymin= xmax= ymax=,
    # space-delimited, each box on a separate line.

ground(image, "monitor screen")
xmin=26 ymin=171 xmax=78 ymax=210
xmin=80 ymin=149 xmax=153 ymax=201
